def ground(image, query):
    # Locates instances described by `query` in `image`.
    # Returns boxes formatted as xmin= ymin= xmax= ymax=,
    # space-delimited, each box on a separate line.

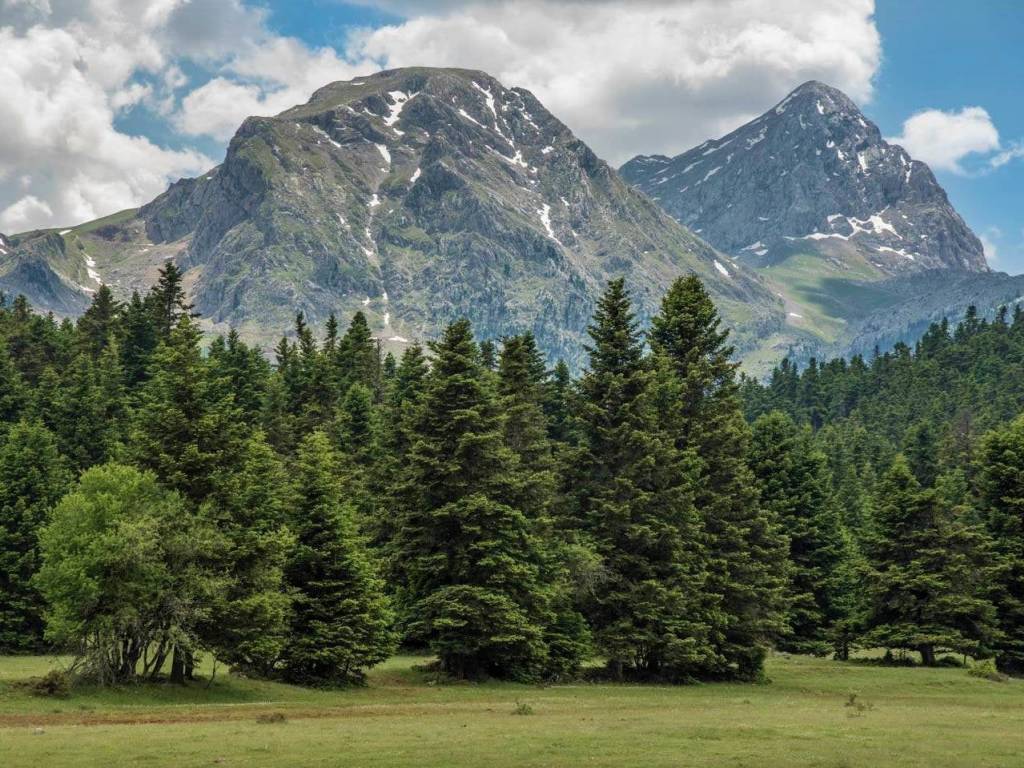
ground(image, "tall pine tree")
xmin=749 ymin=411 xmax=846 ymax=654
xmin=978 ymin=415 xmax=1024 ymax=672
xmin=576 ymin=280 xmax=714 ymax=680
xmin=281 ymin=431 xmax=393 ymax=685
xmin=0 ymin=420 xmax=72 ymax=651
xmin=392 ymin=319 xmax=556 ymax=679
xmin=862 ymin=456 xmax=997 ymax=665
xmin=649 ymin=275 xmax=788 ymax=679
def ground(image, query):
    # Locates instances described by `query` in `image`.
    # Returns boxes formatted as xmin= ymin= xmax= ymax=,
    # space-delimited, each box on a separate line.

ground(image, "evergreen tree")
xmin=903 ymin=420 xmax=940 ymax=488
xmin=147 ymin=262 xmax=195 ymax=341
xmin=129 ymin=316 xmax=246 ymax=505
xmin=207 ymin=329 xmax=270 ymax=423
xmin=200 ymin=432 xmax=294 ymax=675
xmin=862 ymin=456 xmax=998 ymax=665
xmin=372 ymin=345 xmax=429 ymax=550
xmin=281 ymin=431 xmax=393 ymax=685
xmin=498 ymin=333 xmax=555 ymax=513
xmin=978 ymin=415 xmax=1024 ymax=672
xmin=53 ymin=344 xmax=126 ymax=469
xmin=335 ymin=383 xmax=380 ymax=526
xmin=392 ymin=319 xmax=557 ymax=679
xmin=749 ymin=411 xmax=846 ymax=654
xmin=543 ymin=359 xmax=577 ymax=445
xmin=0 ymin=420 xmax=72 ymax=651
xmin=576 ymin=280 xmax=714 ymax=680
xmin=0 ymin=347 xmax=27 ymax=429
xmin=120 ymin=291 xmax=158 ymax=387
xmin=649 ymin=275 xmax=788 ymax=679
xmin=499 ymin=333 xmax=589 ymax=677
xmin=75 ymin=284 xmax=120 ymax=358
xmin=336 ymin=312 xmax=380 ymax=396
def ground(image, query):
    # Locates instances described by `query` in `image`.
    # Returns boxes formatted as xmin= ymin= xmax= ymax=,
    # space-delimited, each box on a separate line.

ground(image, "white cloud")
xmin=175 ymin=37 xmax=370 ymax=140
xmin=1 ymin=0 xmax=883 ymax=230
xmin=980 ymin=227 xmax=1000 ymax=266
xmin=351 ymin=0 xmax=882 ymax=163
xmin=991 ymin=142 xmax=1024 ymax=169
xmin=0 ymin=195 xmax=53 ymax=232
xmin=888 ymin=107 xmax=1001 ymax=174
xmin=0 ymin=22 xmax=213 ymax=232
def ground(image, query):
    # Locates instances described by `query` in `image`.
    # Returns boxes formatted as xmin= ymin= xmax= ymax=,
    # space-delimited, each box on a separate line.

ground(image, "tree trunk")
xmin=919 ymin=644 xmax=936 ymax=667
xmin=170 ymin=647 xmax=186 ymax=684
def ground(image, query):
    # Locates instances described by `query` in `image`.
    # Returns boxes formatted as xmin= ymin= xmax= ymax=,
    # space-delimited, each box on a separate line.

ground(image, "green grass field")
xmin=0 ymin=653 xmax=1020 ymax=767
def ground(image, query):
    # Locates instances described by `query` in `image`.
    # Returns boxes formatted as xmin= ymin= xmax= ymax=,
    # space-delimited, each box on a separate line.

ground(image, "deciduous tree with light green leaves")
xmin=35 ymin=464 xmax=213 ymax=684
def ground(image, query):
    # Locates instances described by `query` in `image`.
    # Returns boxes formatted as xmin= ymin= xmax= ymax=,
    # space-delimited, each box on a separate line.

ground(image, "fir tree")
xmin=0 ymin=347 xmax=27 ymax=429
xmin=335 ymin=383 xmax=380 ymax=526
xmin=392 ymin=319 xmax=556 ymax=679
xmin=200 ymin=432 xmax=294 ymax=675
xmin=207 ymin=329 xmax=270 ymax=423
xmin=120 ymin=291 xmax=158 ymax=387
xmin=498 ymin=333 xmax=556 ymax=513
xmin=148 ymin=262 xmax=195 ymax=341
xmin=372 ymin=345 xmax=429 ymax=550
xmin=576 ymin=280 xmax=714 ymax=680
xmin=862 ymin=456 xmax=998 ymax=665
xmin=543 ymin=359 xmax=577 ymax=445
xmin=336 ymin=312 xmax=380 ymax=396
xmin=649 ymin=275 xmax=788 ymax=679
xmin=75 ymin=284 xmax=120 ymax=358
xmin=978 ymin=415 xmax=1024 ymax=672
xmin=0 ymin=420 xmax=72 ymax=651
xmin=498 ymin=333 xmax=589 ymax=677
xmin=281 ymin=431 xmax=394 ymax=685
xmin=129 ymin=316 xmax=246 ymax=505
xmin=749 ymin=411 xmax=846 ymax=654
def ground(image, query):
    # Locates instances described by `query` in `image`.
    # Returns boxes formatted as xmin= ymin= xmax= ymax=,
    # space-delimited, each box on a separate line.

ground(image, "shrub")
xmin=17 ymin=669 xmax=71 ymax=698
xmin=967 ymin=658 xmax=1008 ymax=682
xmin=512 ymin=700 xmax=534 ymax=716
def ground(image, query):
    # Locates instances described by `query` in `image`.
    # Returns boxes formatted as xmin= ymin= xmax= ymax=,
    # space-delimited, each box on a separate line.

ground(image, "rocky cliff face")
xmin=621 ymin=81 xmax=987 ymax=274
xmin=0 ymin=231 xmax=90 ymax=315
xmin=15 ymin=66 xmax=780 ymax=367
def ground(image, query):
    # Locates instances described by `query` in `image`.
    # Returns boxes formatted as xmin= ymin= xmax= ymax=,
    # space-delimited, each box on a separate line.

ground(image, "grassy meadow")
xmin=0 ymin=653 xmax=1020 ymax=768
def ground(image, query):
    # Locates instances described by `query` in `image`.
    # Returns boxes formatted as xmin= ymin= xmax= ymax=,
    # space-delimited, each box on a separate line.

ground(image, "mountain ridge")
xmin=621 ymin=80 xmax=987 ymax=274
xmin=1 ymin=67 xmax=783 ymax=369
xmin=619 ymin=79 xmax=1020 ymax=370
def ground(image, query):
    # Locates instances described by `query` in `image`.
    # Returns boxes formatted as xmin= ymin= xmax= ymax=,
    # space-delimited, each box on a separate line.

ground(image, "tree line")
xmin=742 ymin=306 xmax=1024 ymax=673
xmin=0 ymin=268 xmax=1021 ymax=685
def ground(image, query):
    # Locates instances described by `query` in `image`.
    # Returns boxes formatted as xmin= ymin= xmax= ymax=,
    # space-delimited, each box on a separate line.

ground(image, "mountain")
xmin=0 ymin=230 xmax=90 ymax=316
xmin=621 ymin=81 xmax=986 ymax=273
xmin=1 ymin=67 xmax=782 ymax=368
xmin=621 ymin=81 xmax=1023 ymax=367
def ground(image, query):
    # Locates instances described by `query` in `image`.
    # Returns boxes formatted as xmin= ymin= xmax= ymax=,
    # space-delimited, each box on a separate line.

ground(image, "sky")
xmin=0 ymin=0 xmax=1021 ymax=272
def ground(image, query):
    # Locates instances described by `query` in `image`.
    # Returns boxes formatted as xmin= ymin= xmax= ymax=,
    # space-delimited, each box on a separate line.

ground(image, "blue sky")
xmin=1 ymin=1 xmax=1021 ymax=272
xmin=870 ymin=1 xmax=1024 ymax=272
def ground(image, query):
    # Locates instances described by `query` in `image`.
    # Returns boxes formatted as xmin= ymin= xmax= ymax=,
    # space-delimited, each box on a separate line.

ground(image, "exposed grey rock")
xmin=621 ymin=81 xmax=987 ymax=274
xmin=130 ymin=66 xmax=781 ymax=366
xmin=0 ymin=230 xmax=91 ymax=315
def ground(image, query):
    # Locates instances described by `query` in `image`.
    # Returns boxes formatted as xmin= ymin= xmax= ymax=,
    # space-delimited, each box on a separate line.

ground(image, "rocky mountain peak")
xmin=621 ymin=81 xmax=987 ymax=274
xmin=25 ymin=66 xmax=781 ymax=368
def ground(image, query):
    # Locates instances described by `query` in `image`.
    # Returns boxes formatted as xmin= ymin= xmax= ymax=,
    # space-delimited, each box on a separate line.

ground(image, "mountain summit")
xmin=621 ymin=80 xmax=987 ymax=274
xmin=1 ymin=67 xmax=781 ymax=366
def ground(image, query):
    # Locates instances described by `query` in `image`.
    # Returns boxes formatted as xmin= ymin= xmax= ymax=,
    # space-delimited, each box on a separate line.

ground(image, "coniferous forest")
xmin=1 ymin=266 xmax=1023 ymax=688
